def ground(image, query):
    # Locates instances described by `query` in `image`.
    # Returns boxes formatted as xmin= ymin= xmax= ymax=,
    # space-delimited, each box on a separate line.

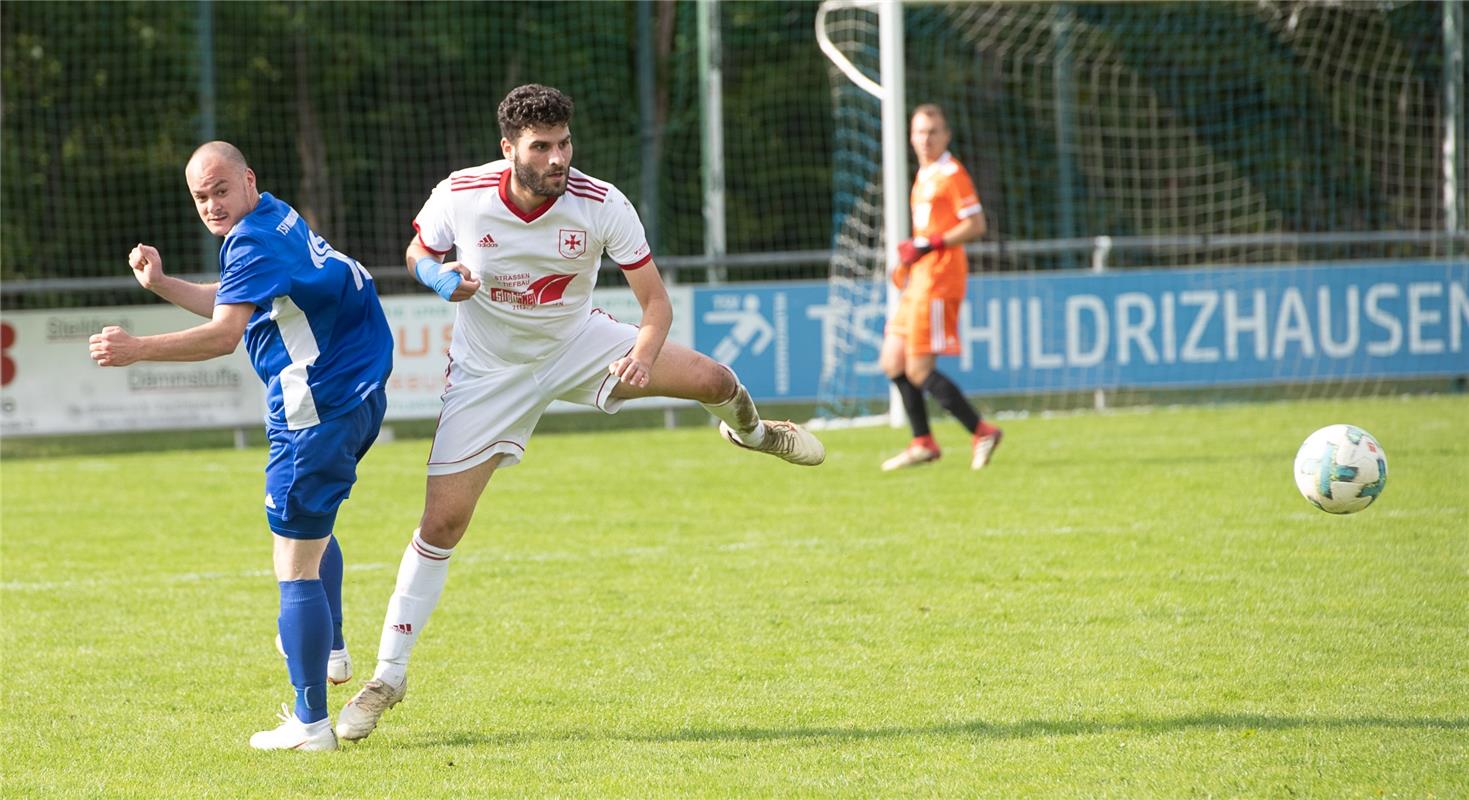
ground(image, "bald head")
xmin=188 ymin=141 xmax=249 ymax=174
xmin=185 ymin=140 xmax=260 ymax=236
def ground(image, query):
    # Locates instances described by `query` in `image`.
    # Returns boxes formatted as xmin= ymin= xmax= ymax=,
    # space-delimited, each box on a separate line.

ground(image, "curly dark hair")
xmin=497 ymin=84 xmax=574 ymax=142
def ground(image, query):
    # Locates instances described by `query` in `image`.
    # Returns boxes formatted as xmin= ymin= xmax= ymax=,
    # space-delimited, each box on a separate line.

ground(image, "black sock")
xmin=891 ymin=375 xmax=931 ymax=438
xmin=921 ymin=371 xmax=981 ymax=433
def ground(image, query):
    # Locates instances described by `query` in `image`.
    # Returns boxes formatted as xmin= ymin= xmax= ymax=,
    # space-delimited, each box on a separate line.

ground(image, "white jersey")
xmin=413 ymin=161 xmax=653 ymax=368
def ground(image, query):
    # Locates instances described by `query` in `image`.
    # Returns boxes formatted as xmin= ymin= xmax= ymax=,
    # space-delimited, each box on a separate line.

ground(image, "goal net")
xmin=817 ymin=0 xmax=1466 ymax=419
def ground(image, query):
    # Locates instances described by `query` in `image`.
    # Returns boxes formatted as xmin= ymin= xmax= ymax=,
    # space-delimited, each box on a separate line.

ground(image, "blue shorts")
xmin=264 ymin=388 xmax=387 ymax=539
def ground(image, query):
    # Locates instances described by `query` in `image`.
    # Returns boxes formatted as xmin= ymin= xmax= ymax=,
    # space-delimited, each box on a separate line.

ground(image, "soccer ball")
xmin=1293 ymin=424 xmax=1388 ymax=514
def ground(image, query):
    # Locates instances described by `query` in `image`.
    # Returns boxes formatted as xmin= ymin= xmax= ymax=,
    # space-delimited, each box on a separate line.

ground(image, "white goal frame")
xmin=816 ymin=0 xmax=909 ymax=427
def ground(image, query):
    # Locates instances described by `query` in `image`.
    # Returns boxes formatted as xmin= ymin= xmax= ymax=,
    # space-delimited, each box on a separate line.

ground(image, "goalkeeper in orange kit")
xmin=880 ymin=103 xmax=1002 ymax=472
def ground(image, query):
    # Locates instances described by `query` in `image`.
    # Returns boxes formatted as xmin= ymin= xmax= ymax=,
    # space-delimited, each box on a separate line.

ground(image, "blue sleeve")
xmin=215 ymin=233 xmax=290 ymax=309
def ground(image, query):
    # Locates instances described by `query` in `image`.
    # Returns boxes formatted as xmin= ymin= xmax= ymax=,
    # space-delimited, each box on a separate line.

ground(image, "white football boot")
xmin=881 ymin=440 xmax=942 ymax=471
xmin=970 ymin=425 xmax=1004 ymax=471
xmin=336 ymin=677 xmax=407 ymax=742
xmin=719 ymin=419 xmax=825 ymax=466
xmin=249 ymin=704 xmax=338 ymax=751
xmin=275 ymin=634 xmax=353 ymax=685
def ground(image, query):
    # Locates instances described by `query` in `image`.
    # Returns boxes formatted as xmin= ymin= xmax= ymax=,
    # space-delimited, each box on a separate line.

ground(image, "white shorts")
xmin=427 ymin=309 xmax=639 ymax=475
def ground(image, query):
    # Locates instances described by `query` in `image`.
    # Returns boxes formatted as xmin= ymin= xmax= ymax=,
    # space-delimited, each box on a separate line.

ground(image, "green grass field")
xmin=3 ymin=395 xmax=1466 ymax=798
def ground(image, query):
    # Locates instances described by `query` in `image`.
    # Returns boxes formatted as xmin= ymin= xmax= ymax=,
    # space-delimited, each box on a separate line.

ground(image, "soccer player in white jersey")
xmin=336 ymin=84 xmax=824 ymax=741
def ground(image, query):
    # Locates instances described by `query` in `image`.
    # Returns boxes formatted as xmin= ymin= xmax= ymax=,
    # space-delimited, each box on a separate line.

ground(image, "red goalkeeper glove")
xmin=897 ymin=236 xmax=945 ymax=266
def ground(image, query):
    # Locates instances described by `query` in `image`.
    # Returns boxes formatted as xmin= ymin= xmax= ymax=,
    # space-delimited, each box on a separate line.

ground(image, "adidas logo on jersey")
xmin=477 ymin=233 xmax=498 ymax=248
xmin=391 ymin=623 xmax=413 ymax=635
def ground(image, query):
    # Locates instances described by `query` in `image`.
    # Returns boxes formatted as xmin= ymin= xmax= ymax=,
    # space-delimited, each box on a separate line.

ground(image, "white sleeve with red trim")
xmin=413 ymin=179 xmax=456 ymax=255
xmin=600 ymin=185 xmax=653 ymax=270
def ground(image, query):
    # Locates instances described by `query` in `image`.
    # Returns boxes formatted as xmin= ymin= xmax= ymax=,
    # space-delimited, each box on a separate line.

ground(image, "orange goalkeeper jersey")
xmin=910 ymin=151 xmax=982 ymax=298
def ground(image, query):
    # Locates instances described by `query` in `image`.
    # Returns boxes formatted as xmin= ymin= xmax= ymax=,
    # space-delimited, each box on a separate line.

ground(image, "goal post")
xmin=815 ymin=0 xmax=911 ymax=425
xmin=817 ymin=0 xmax=911 ymax=427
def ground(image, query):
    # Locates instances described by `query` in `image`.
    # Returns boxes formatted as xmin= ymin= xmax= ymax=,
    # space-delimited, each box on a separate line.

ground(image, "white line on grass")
xmin=1 ymin=562 xmax=391 ymax=593
xmin=1 ymin=536 xmax=826 ymax=593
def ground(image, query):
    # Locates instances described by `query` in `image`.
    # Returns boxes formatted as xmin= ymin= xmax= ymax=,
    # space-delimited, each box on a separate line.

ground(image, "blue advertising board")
xmin=693 ymin=260 xmax=1469 ymax=401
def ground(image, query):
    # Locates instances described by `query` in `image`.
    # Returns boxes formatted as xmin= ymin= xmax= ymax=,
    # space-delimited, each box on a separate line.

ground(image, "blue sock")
xmin=278 ymin=579 xmax=331 ymax=724
xmin=319 ymin=536 xmax=345 ymax=650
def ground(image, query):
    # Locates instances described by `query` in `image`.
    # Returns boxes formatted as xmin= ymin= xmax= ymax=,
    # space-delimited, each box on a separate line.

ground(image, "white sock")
xmin=373 ymin=530 xmax=453 ymax=687
xmin=300 ymin=717 xmax=332 ymax=733
xmin=702 ymin=381 xmax=766 ymax=446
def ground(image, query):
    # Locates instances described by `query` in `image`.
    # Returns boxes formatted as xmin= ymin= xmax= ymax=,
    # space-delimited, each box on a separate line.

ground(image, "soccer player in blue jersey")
xmin=88 ymin=141 xmax=394 ymax=751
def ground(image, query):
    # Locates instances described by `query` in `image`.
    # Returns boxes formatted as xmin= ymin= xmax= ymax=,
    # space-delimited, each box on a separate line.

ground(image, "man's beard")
xmin=513 ymin=158 xmax=567 ymax=198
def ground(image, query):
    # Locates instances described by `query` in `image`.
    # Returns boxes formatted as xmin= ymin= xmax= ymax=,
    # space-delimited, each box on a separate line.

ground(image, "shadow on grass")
xmin=402 ymin=712 xmax=1468 ymax=749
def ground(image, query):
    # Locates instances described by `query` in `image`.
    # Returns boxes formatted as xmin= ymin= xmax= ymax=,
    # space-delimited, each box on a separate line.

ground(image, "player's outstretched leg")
xmin=619 ymin=344 xmax=824 ymax=466
xmin=703 ymin=378 xmax=824 ymax=466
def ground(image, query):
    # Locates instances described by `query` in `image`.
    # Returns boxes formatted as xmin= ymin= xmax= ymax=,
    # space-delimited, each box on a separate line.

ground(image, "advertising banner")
xmin=695 ymin=260 xmax=1469 ymax=400
xmin=5 ymin=262 xmax=1462 ymax=435
xmin=0 ymin=306 xmax=264 ymax=435
xmin=0 ymin=286 xmax=694 ymax=436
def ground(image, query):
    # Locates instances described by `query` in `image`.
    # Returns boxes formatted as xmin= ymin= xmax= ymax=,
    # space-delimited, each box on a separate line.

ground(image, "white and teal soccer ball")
xmin=1293 ymin=424 xmax=1388 ymax=514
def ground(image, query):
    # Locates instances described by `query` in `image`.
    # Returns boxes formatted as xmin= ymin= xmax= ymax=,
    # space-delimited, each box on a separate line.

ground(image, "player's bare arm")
xmin=88 ymin=301 xmax=252 ymax=367
xmin=608 ymin=259 xmax=673 ymax=388
xmin=404 ymin=238 xmax=481 ymax=302
xmin=940 ymin=213 xmax=986 ymax=246
xmin=129 ymin=243 xmax=220 ymax=318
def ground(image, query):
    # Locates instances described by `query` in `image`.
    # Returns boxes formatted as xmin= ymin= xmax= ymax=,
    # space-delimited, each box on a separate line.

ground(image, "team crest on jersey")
xmin=558 ymin=228 xmax=587 ymax=259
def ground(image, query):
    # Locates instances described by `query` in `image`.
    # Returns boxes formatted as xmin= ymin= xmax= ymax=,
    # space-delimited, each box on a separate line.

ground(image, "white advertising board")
xmin=0 ymin=306 xmax=265 ymax=436
xmin=0 ymin=286 xmax=693 ymax=436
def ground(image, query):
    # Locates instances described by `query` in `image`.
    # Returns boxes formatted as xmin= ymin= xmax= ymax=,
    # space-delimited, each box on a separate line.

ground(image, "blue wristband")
xmin=413 ymin=256 xmax=463 ymax=301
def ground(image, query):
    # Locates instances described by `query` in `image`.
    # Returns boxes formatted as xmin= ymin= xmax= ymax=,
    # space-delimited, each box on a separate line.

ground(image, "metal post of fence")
xmin=699 ymin=0 xmax=727 ymax=285
xmin=196 ymin=0 xmax=217 ymax=274
xmin=637 ymin=0 xmax=661 ymax=259
xmin=1445 ymin=0 xmax=1464 ymax=237
xmin=1052 ymin=3 xmax=1079 ymax=268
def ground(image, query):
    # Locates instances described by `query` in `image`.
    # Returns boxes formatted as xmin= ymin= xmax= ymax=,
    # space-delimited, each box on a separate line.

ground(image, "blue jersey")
xmin=215 ymin=192 xmax=394 ymax=431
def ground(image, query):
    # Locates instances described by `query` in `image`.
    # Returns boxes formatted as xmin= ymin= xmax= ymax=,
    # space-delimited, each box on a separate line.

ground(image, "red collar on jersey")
xmin=499 ymin=169 xmax=558 ymax=223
